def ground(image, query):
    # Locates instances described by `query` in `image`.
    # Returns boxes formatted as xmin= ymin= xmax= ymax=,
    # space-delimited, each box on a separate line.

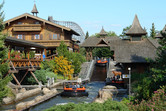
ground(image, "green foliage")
xmin=41 ymin=60 xmax=56 ymax=72
xmin=150 ymin=23 xmax=156 ymax=38
xmin=93 ymin=47 xmax=113 ymax=58
xmin=27 ymin=69 xmax=56 ymax=85
xmin=0 ymin=1 xmax=11 ymax=103
xmin=120 ymin=25 xmax=131 ymax=39
xmin=85 ymin=31 xmax=89 ymax=39
xmin=57 ymin=41 xmax=86 ymax=74
xmin=128 ymin=87 xmax=166 ymax=111
xmin=29 ymin=51 xmax=35 ymax=59
xmin=45 ymin=99 xmax=129 ymax=111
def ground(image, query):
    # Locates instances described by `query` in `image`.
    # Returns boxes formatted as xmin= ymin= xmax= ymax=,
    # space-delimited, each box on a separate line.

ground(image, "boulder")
xmin=98 ymin=90 xmax=113 ymax=100
xmin=103 ymin=85 xmax=117 ymax=89
xmin=2 ymin=97 xmax=14 ymax=105
xmin=19 ymin=88 xmax=26 ymax=93
xmin=94 ymin=98 xmax=105 ymax=103
xmin=26 ymin=100 xmax=36 ymax=107
xmin=43 ymin=88 xmax=51 ymax=95
xmin=16 ymin=102 xmax=26 ymax=110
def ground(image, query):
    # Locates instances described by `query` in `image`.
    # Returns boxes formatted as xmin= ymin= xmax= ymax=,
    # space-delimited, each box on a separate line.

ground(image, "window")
xmin=35 ymin=34 xmax=40 ymax=39
xmin=18 ymin=35 xmax=23 ymax=39
xmin=18 ymin=22 xmax=22 ymax=24
xmin=53 ymin=34 xmax=58 ymax=39
xmin=35 ymin=21 xmax=39 ymax=24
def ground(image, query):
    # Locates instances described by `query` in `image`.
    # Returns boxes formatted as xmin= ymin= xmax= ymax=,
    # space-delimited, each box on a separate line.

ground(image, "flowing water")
xmin=1 ymin=63 xmax=127 ymax=111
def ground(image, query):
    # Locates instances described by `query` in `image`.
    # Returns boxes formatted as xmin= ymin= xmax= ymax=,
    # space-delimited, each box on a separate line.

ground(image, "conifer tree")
xmin=150 ymin=23 xmax=156 ymax=38
xmin=0 ymin=2 xmax=10 ymax=103
xmin=85 ymin=31 xmax=89 ymax=39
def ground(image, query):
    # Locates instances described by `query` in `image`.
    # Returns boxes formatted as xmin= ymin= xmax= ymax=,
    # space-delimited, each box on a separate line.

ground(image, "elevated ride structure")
xmin=48 ymin=16 xmax=85 ymax=43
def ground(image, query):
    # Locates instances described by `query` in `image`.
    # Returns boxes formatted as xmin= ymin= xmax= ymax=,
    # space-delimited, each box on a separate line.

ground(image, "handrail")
xmin=45 ymin=54 xmax=57 ymax=60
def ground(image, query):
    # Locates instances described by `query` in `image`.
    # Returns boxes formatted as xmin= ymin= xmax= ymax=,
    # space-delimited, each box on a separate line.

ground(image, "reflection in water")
xmin=30 ymin=82 xmax=105 ymax=111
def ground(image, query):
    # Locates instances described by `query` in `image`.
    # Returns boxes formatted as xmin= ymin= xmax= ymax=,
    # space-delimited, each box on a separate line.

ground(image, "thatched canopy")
xmin=99 ymin=27 xmax=107 ymax=36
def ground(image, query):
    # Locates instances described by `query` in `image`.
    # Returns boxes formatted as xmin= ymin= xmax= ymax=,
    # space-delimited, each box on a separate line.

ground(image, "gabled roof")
xmin=99 ymin=27 xmax=107 ymax=36
xmin=97 ymin=39 xmax=108 ymax=46
xmin=31 ymin=3 xmax=39 ymax=14
xmin=4 ymin=13 xmax=79 ymax=36
xmin=126 ymin=15 xmax=147 ymax=35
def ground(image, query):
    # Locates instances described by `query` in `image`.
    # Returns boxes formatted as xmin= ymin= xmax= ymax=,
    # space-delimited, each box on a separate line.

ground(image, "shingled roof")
xmin=126 ymin=15 xmax=147 ymax=35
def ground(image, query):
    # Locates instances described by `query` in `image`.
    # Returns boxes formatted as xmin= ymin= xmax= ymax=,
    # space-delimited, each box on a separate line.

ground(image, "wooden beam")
xmin=11 ymin=73 xmax=21 ymax=87
xmin=44 ymin=49 xmax=47 ymax=57
xmin=41 ymin=50 xmax=43 ymax=61
xmin=30 ymin=71 xmax=40 ymax=85
xmin=28 ymin=49 xmax=30 ymax=59
xmin=20 ymin=70 xmax=29 ymax=84
xmin=8 ymin=48 xmax=11 ymax=60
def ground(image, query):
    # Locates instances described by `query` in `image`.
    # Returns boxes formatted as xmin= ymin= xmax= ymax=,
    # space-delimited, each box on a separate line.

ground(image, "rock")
xmin=35 ymin=95 xmax=44 ymax=102
xmin=20 ymin=88 xmax=26 ymax=93
xmin=103 ymin=85 xmax=117 ymax=89
xmin=43 ymin=88 xmax=51 ymax=95
xmin=94 ymin=98 xmax=105 ymax=103
xmin=16 ymin=102 xmax=26 ymax=110
xmin=26 ymin=100 xmax=36 ymax=107
xmin=99 ymin=90 xmax=113 ymax=100
xmin=2 ymin=97 xmax=14 ymax=105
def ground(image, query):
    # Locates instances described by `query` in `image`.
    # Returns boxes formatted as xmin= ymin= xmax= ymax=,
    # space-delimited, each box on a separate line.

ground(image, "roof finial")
xmin=31 ymin=0 xmax=39 ymax=16
xmin=99 ymin=26 xmax=107 ymax=37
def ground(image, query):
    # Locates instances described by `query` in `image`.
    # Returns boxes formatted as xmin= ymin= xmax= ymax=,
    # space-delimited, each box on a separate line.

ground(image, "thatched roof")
xmin=99 ymin=27 xmax=107 ymax=36
xmin=115 ymin=38 xmax=159 ymax=63
xmin=126 ymin=15 xmax=147 ymax=35
xmin=155 ymin=25 xmax=166 ymax=38
xmin=81 ymin=36 xmax=120 ymax=47
xmin=81 ymin=36 xmax=159 ymax=63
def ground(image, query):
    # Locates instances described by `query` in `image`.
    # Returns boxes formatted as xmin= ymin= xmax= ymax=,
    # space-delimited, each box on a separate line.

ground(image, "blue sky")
xmin=2 ymin=0 xmax=166 ymax=36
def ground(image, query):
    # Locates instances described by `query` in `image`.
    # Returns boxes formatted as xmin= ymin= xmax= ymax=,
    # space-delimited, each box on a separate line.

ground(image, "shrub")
xmin=27 ymin=69 xmax=56 ymax=85
xmin=45 ymin=99 xmax=129 ymax=111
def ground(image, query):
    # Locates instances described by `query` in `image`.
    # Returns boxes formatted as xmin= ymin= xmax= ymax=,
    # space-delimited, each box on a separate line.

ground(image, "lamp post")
xmin=128 ymin=67 xmax=131 ymax=100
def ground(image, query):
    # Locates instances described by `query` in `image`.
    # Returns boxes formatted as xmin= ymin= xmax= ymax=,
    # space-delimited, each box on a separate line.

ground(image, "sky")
xmin=2 ymin=0 xmax=166 ymax=36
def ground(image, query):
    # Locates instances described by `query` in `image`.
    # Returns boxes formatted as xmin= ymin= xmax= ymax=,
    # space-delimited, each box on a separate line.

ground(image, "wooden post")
xmin=30 ymin=71 xmax=40 ymax=85
xmin=44 ymin=49 xmax=47 ymax=57
xmin=27 ymin=49 xmax=30 ymax=59
xmin=11 ymin=73 xmax=21 ymax=86
xmin=49 ymin=50 xmax=51 ymax=55
xmin=41 ymin=50 xmax=43 ymax=61
xmin=8 ymin=48 xmax=11 ymax=60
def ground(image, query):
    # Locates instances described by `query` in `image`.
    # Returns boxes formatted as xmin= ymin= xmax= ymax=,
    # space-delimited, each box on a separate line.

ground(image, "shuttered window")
xmin=18 ymin=35 xmax=23 ymax=39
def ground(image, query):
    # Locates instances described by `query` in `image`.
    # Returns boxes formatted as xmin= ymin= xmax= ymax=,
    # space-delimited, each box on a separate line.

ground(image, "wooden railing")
xmin=45 ymin=54 xmax=57 ymax=61
xmin=13 ymin=24 xmax=41 ymax=31
xmin=9 ymin=59 xmax=41 ymax=69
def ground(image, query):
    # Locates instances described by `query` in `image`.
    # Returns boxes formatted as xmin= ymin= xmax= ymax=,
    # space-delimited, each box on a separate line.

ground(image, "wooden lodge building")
xmin=81 ymin=15 xmax=160 ymax=74
xmin=3 ymin=3 xmax=80 ymax=58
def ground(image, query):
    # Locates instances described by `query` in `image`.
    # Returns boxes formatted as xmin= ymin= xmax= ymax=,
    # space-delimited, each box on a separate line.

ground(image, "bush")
xmin=27 ymin=69 xmax=56 ymax=85
xmin=45 ymin=99 xmax=129 ymax=111
xmin=128 ymin=86 xmax=166 ymax=111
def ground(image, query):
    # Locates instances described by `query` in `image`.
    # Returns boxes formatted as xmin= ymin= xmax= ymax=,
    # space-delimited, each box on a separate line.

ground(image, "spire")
xmin=126 ymin=14 xmax=147 ymax=35
xmin=99 ymin=26 xmax=107 ymax=36
xmin=31 ymin=1 xmax=39 ymax=16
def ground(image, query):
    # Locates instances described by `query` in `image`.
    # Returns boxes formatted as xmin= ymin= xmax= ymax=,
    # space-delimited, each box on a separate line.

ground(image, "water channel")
xmin=1 ymin=64 xmax=127 ymax=111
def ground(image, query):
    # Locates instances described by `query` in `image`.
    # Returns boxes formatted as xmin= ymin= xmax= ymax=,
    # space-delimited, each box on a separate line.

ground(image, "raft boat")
xmin=61 ymin=82 xmax=88 ymax=97
xmin=96 ymin=59 xmax=108 ymax=66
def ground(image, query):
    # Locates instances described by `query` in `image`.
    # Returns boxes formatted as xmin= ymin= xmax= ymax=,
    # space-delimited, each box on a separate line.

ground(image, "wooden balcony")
xmin=13 ymin=24 xmax=41 ymax=31
xmin=30 ymin=40 xmax=71 ymax=47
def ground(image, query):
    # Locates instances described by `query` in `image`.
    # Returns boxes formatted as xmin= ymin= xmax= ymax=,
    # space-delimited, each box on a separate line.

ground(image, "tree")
xmin=85 ymin=31 xmax=89 ymax=39
xmin=120 ymin=25 xmax=131 ymax=39
xmin=0 ymin=1 xmax=11 ymax=103
xmin=150 ymin=23 xmax=156 ymax=38
xmin=92 ymin=47 xmax=113 ymax=58
xmin=90 ymin=31 xmax=117 ymax=37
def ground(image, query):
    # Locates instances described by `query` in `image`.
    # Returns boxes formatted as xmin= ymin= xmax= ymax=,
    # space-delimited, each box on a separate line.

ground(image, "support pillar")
xmin=41 ymin=50 xmax=43 ymax=61
xmin=8 ymin=48 xmax=11 ymax=60
xmin=27 ymin=49 xmax=30 ymax=59
xmin=44 ymin=49 xmax=47 ymax=57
